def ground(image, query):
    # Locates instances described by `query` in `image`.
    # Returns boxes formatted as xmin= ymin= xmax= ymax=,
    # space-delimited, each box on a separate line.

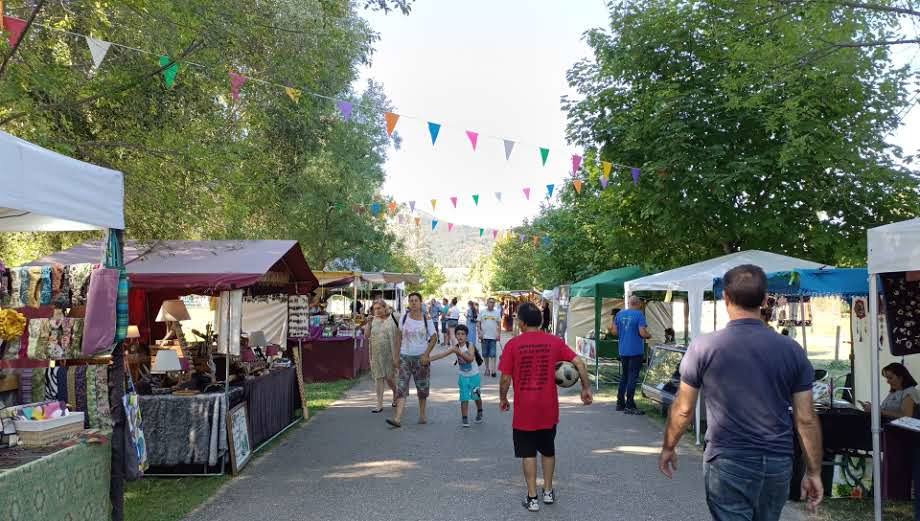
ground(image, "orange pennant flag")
xmin=414 ymin=216 xmax=421 ymax=226
xmin=385 ymin=112 xmax=400 ymax=136
xmin=573 ymin=179 xmax=584 ymax=193
xmin=388 ymin=201 xmax=398 ymax=215
xmin=602 ymin=161 xmax=612 ymax=177
xmin=430 ymin=199 xmax=438 ymax=211
xmin=532 ymin=236 xmax=540 ymax=247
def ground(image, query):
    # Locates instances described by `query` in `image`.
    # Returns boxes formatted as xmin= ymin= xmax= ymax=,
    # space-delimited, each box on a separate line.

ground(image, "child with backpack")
xmin=429 ymin=324 xmax=484 ymax=427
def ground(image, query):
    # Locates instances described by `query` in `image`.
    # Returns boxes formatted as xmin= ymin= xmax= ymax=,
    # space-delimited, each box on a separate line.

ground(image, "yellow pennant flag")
xmin=573 ymin=179 xmax=584 ymax=193
xmin=602 ymin=161 xmax=613 ymax=177
xmin=285 ymin=87 xmax=302 ymax=103
xmin=431 ymin=199 xmax=438 ymax=211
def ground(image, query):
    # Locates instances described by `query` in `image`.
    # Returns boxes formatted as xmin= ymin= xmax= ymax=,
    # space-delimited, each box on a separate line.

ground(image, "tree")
xmin=414 ymin=262 xmax=447 ymax=297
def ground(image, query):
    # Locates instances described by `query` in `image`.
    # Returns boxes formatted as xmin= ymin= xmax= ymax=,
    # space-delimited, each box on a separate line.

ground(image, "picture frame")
xmin=226 ymin=402 xmax=252 ymax=475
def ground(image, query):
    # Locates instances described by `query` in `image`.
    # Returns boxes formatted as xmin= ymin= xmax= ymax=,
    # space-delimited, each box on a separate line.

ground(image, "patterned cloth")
xmin=27 ymin=319 xmax=51 ymax=359
xmin=114 ymin=269 xmax=129 ymax=342
xmin=61 ymin=318 xmax=84 ymax=358
xmin=369 ymin=316 xmax=397 ymax=380
xmin=47 ymin=315 xmax=65 ymax=359
xmin=39 ymin=266 xmax=52 ymax=305
xmin=8 ymin=267 xmax=24 ymax=308
xmin=50 ymin=263 xmax=64 ymax=300
xmin=397 ymin=354 xmax=431 ymax=400
xmin=67 ymin=263 xmax=93 ymax=307
xmin=26 ymin=267 xmax=43 ymax=308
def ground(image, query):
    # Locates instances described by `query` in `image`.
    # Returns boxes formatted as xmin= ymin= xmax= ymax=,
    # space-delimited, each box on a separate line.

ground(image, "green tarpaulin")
xmin=570 ymin=266 xmax=645 ymax=299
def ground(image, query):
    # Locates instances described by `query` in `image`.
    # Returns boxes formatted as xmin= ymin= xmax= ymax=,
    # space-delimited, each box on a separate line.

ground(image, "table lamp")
xmin=126 ymin=325 xmax=140 ymax=346
xmin=156 ymin=299 xmax=191 ymax=343
xmin=151 ymin=349 xmax=182 ymax=374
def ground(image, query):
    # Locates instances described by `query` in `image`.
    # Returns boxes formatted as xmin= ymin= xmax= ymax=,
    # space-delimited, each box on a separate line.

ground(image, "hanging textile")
xmin=82 ymin=268 xmax=119 ymax=356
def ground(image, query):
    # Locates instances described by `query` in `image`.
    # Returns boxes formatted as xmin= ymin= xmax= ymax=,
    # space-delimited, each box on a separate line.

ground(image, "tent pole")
xmin=594 ymin=287 xmax=600 ymax=390
xmin=868 ymin=275 xmax=883 ymax=521
xmin=800 ymin=300 xmax=808 ymax=355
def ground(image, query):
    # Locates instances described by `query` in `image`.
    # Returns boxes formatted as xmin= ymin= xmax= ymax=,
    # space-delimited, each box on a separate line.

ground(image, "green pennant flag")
xmin=479 ymin=228 xmax=484 ymax=237
xmin=159 ymin=55 xmax=179 ymax=89
xmin=540 ymin=147 xmax=549 ymax=166
xmin=472 ymin=194 xmax=480 ymax=206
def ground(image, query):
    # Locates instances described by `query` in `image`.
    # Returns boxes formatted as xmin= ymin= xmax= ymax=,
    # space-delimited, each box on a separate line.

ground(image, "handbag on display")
xmin=122 ymin=375 xmax=148 ymax=479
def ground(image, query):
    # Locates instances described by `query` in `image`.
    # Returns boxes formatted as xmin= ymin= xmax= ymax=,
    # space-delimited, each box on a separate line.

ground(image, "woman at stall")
xmin=860 ymin=362 xmax=919 ymax=419
xmin=465 ymin=300 xmax=479 ymax=347
xmin=366 ymin=301 xmax=398 ymax=412
xmin=447 ymin=297 xmax=461 ymax=346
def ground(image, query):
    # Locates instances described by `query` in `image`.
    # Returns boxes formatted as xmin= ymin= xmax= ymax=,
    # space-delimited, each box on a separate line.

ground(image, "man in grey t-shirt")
xmin=658 ymin=264 xmax=824 ymax=520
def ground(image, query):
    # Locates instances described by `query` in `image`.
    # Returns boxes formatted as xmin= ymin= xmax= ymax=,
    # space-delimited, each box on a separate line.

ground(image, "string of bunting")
xmin=1 ymin=15 xmax=645 ymax=188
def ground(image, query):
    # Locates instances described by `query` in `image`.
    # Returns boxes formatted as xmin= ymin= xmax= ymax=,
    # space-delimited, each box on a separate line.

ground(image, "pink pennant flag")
xmin=448 ymin=223 xmax=454 ymax=232
xmin=450 ymin=196 xmax=458 ymax=208
xmin=3 ymin=16 xmax=27 ymax=47
xmin=229 ymin=71 xmax=247 ymax=102
xmin=523 ymin=187 xmax=531 ymax=200
xmin=466 ymin=131 xmax=479 ymax=151
xmin=571 ymin=154 xmax=582 ymax=176
xmin=492 ymin=230 xmax=498 ymax=239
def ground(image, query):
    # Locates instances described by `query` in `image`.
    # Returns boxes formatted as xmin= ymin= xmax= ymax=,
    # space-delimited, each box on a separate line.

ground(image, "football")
xmin=555 ymin=361 xmax=579 ymax=388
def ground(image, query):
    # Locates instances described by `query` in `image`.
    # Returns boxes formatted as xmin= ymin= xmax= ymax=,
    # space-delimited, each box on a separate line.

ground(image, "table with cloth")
xmin=0 ymin=441 xmax=111 ymax=521
xmin=294 ymin=336 xmax=369 ymax=382
xmin=243 ymin=367 xmax=299 ymax=447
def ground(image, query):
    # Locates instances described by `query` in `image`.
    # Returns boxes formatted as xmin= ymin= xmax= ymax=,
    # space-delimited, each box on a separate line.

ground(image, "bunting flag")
xmin=543 ymin=237 xmax=552 ymax=247
xmin=398 ymin=215 xmax=406 ymax=224
xmin=85 ymin=36 xmax=112 ymax=71
xmin=472 ymin=194 xmax=479 ymax=206
xmin=571 ymin=154 xmax=582 ymax=176
xmin=450 ymin=196 xmax=458 ymax=208
xmin=285 ymin=87 xmax=302 ymax=103
xmin=600 ymin=176 xmax=609 ymax=189
xmin=503 ymin=139 xmax=515 ymax=160
xmin=337 ymin=100 xmax=353 ymax=121
xmin=495 ymin=192 xmax=502 ymax=203
xmin=573 ymin=180 xmax=584 ymax=193
xmin=479 ymin=228 xmax=484 ymax=237
xmin=546 ymin=184 xmax=555 ymax=198
xmin=540 ymin=147 xmax=550 ymax=166
xmin=532 ymin=236 xmax=540 ymax=247
xmin=415 ymin=216 xmax=421 ymax=226
xmin=3 ymin=16 xmax=27 ymax=47
xmin=229 ymin=71 xmax=247 ymax=101
xmin=631 ymin=167 xmax=641 ymax=185
xmin=409 ymin=200 xmax=416 ymax=212
xmin=466 ymin=130 xmax=479 ymax=151
xmin=370 ymin=202 xmax=381 ymax=216
xmin=430 ymin=199 xmax=438 ymax=211
xmin=385 ymin=112 xmax=400 ymax=136
xmin=519 ymin=234 xmax=527 ymax=243
xmin=448 ymin=223 xmax=454 ymax=232
xmin=492 ymin=230 xmax=498 ymax=239
xmin=428 ymin=122 xmax=441 ymax=145
xmin=431 ymin=220 xmax=439 ymax=231
xmin=159 ymin=55 xmax=179 ymax=89
xmin=602 ymin=161 xmax=613 ymax=177
xmin=523 ymin=187 xmax=531 ymax=200
xmin=388 ymin=201 xmax=398 ymax=214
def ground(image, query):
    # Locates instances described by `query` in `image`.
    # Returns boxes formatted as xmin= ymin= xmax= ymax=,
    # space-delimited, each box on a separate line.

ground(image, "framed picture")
xmin=227 ymin=402 xmax=252 ymax=475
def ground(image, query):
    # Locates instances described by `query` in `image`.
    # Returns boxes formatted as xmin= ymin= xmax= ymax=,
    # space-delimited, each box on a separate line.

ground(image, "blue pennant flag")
xmin=370 ymin=202 xmax=381 ymax=216
xmin=431 ymin=219 xmax=439 ymax=230
xmin=428 ymin=122 xmax=442 ymax=145
xmin=546 ymin=184 xmax=555 ymax=198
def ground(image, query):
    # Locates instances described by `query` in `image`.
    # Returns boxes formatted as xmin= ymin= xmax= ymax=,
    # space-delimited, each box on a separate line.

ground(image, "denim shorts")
xmin=480 ymin=338 xmax=497 ymax=357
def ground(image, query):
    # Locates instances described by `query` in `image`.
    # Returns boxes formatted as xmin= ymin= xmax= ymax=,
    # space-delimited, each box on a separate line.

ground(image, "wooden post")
xmin=834 ymin=325 xmax=841 ymax=361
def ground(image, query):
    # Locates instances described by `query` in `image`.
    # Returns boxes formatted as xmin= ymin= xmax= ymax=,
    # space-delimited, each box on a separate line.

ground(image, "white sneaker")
xmin=522 ymin=497 xmax=540 ymax=512
xmin=461 ymin=417 xmax=471 ymax=428
xmin=542 ymin=488 xmax=555 ymax=504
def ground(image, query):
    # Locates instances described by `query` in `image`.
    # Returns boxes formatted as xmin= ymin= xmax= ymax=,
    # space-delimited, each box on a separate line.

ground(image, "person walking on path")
xmin=479 ymin=297 xmax=501 ymax=377
xmin=499 ymin=302 xmax=593 ymax=512
xmin=446 ymin=297 xmax=461 ymax=346
xmin=428 ymin=324 xmax=484 ymax=427
xmin=466 ymin=300 xmax=479 ymax=347
xmin=387 ymin=292 xmax=438 ymax=428
xmin=440 ymin=298 xmax=450 ymax=346
xmin=659 ymin=264 xmax=824 ymax=521
xmin=366 ymin=301 xmax=398 ymax=412
xmin=428 ymin=297 xmax=442 ymax=345
xmin=609 ymin=296 xmax=651 ymax=415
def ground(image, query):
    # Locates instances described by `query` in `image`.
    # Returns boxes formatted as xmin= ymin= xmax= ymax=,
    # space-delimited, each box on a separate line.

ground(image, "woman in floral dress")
xmin=366 ymin=301 xmax=399 ymax=412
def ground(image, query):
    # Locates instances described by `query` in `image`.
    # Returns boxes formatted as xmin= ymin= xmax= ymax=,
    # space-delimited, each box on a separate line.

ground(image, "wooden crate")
xmin=14 ymin=413 xmax=85 ymax=447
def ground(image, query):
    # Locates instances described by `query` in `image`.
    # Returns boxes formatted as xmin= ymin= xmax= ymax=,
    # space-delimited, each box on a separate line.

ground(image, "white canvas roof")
xmin=868 ymin=218 xmax=920 ymax=274
xmin=0 ymin=130 xmax=125 ymax=231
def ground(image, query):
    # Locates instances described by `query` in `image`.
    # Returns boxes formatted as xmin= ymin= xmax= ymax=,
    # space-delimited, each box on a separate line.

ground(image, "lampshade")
xmin=248 ymin=330 xmax=268 ymax=347
xmin=151 ymin=349 xmax=182 ymax=373
xmin=156 ymin=300 xmax=191 ymax=322
xmin=126 ymin=325 xmax=140 ymax=339
xmin=241 ymin=347 xmax=257 ymax=363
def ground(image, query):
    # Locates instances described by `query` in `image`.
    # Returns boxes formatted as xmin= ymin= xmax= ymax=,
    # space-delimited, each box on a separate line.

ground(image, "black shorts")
xmin=513 ymin=426 xmax=557 ymax=458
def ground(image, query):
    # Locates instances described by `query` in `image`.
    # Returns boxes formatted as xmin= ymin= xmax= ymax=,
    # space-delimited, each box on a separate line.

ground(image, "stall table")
xmin=296 ymin=336 xmax=369 ymax=382
xmin=243 ymin=367 xmax=299 ymax=447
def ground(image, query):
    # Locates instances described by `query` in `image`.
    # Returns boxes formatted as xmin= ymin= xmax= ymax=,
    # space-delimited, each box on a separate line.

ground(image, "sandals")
xmin=386 ymin=419 xmax=402 ymax=428
xmin=371 ymin=408 xmax=384 ymax=413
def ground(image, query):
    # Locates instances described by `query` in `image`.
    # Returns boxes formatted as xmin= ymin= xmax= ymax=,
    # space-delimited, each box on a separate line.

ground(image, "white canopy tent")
xmin=0 ymin=130 xmax=125 ymax=231
xmin=867 ymin=218 xmax=920 ymax=521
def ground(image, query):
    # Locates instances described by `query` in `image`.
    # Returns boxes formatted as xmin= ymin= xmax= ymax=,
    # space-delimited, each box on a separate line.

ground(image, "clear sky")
xmin=359 ymin=2 xmax=919 ymax=230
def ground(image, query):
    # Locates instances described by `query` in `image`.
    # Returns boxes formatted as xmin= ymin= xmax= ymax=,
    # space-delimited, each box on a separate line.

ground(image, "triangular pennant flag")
xmin=472 ymin=194 xmax=479 ymax=206
xmin=428 ymin=122 xmax=441 ymax=145
xmin=631 ymin=167 xmax=641 ymax=185
xmin=398 ymin=215 xmax=406 ymax=224
xmin=430 ymin=199 xmax=438 ymax=211
xmin=466 ymin=130 xmax=479 ymax=151
xmin=159 ymin=55 xmax=179 ymax=89
xmin=229 ymin=71 xmax=247 ymax=102
xmin=85 ymin=36 xmax=112 ymax=70
xmin=573 ymin=180 xmax=584 ymax=193
xmin=523 ymin=187 xmax=531 ymax=200
xmin=503 ymin=139 xmax=515 ymax=160
xmin=414 ymin=216 xmax=421 ymax=227
xmin=409 ymin=200 xmax=416 ymax=212
xmin=450 ymin=196 xmax=458 ymax=208
xmin=495 ymin=192 xmax=502 ymax=203
xmin=285 ymin=87 xmax=302 ymax=103
xmin=519 ymin=234 xmax=527 ymax=243
xmin=492 ymin=230 xmax=498 ymax=239
xmin=370 ymin=202 xmax=381 ymax=216
xmin=543 ymin=237 xmax=551 ymax=247
xmin=448 ymin=223 xmax=454 ymax=232
xmin=388 ymin=201 xmax=398 ymax=215
xmin=385 ymin=112 xmax=400 ymax=136
xmin=3 ymin=16 xmax=27 ymax=47
xmin=479 ymin=228 xmax=484 ymax=237
xmin=571 ymin=154 xmax=582 ymax=176
xmin=602 ymin=161 xmax=613 ymax=177
xmin=540 ymin=147 xmax=550 ymax=166
xmin=600 ymin=176 xmax=609 ymax=189
xmin=532 ymin=236 xmax=540 ymax=247
xmin=432 ymin=220 xmax=439 ymax=231
xmin=337 ymin=100 xmax=353 ymax=121
xmin=546 ymin=184 xmax=555 ymax=198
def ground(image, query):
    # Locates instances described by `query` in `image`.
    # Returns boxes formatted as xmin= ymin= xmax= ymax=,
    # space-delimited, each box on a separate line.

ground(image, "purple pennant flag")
xmin=337 ymin=100 xmax=353 ymax=121
xmin=409 ymin=200 xmax=416 ymax=212
xmin=600 ymin=176 xmax=609 ymax=189
xmin=631 ymin=167 xmax=641 ymax=185
xmin=519 ymin=234 xmax=526 ymax=243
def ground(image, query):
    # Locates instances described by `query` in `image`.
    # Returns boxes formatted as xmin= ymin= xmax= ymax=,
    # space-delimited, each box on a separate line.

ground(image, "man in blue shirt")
xmin=610 ymin=296 xmax=651 ymax=414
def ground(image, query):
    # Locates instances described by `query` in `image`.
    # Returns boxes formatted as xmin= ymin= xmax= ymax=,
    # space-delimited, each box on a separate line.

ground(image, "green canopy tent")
xmin=568 ymin=266 xmax=645 ymax=358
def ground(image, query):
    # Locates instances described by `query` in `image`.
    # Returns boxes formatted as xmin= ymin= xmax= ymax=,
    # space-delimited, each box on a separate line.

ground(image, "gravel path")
xmin=185 ymin=344 xmax=805 ymax=521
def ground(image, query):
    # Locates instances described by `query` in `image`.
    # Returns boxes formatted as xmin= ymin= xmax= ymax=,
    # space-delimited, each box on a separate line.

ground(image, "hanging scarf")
xmin=39 ymin=266 xmax=52 ymax=305
xmin=26 ymin=267 xmax=43 ymax=308
xmin=8 ymin=268 xmax=23 ymax=308
xmin=68 ymin=264 xmax=93 ymax=307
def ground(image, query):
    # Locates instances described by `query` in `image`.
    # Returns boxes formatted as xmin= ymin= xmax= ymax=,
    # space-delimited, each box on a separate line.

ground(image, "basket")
xmin=13 ymin=413 xmax=85 ymax=447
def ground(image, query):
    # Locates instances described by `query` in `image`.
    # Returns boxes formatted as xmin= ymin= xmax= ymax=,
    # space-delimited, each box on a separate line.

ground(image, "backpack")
xmin=402 ymin=312 xmax=431 ymax=337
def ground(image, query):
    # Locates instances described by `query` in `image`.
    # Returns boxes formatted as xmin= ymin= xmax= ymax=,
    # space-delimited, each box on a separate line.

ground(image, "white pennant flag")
xmin=503 ymin=139 xmax=515 ymax=160
xmin=86 ymin=36 xmax=112 ymax=71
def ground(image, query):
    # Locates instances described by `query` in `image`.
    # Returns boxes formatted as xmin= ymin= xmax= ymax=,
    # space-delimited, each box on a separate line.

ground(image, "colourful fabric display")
xmin=61 ymin=318 xmax=84 ymax=358
xmin=82 ymin=268 xmax=119 ymax=356
xmin=85 ymin=367 xmax=97 ymax=429
xmin=114 ymin=269 xmax=129 ymax=342
xmin=27 ymin=318 xmax=51 ymax=359
xmin=39 ymin=266 xmax=52 ymax=305
xmin=75 ymin=367 xmax=87 ymax=426
xmin=44 ymin=368 xmax=59 ymax=401
xmin=68 ymin=263 xmax=93 ymax=307
xmin=31 ymin=369 xmax=45 ymax=403
xmin=51 ymin=263 xmax=64 ymax=299
xmin=17 ymin=268 xmax=29 ymax=308
xmin=27 ymin=267 xmax=43 ymax=307
xmin=93 ymin=366 xmax=111 ymax=430
xmin=48 ymin=315 xmax=65 ymax=359
xmin=67 ymin=369 xmax=77 ymax=411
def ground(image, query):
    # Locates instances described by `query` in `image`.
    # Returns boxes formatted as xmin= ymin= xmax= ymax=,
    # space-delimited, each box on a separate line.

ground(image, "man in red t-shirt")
xmin=499 ymin=302 xmax=593 ymax=512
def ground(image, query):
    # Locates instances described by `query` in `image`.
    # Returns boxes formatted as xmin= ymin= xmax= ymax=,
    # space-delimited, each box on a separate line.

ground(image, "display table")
xmin=243 ymin=367 xmax=299 ymax=447
xmin=0 ymin=441 xmax=111 ymax=520
xmin=882 ymin=423 xmax=920 ymax=500
xmin=296 ymin=336 xmax=369 ymax=382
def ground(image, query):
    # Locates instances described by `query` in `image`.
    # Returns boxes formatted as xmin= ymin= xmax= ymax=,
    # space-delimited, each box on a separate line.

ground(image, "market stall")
xmin=565 ymin=266 xmax=644 ymax=354
xmin=30 ymin=239 xmax=317 ymax=473
xmin=0 ymin=129 xmax=127 ymax=520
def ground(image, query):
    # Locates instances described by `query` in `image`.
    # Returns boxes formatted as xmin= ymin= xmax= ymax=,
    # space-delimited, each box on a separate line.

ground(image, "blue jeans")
xmin=467 ymin=322 xmax=478 ymax=347
xmin=704 ymin=455 xmax=793 ymax=521
xmin=617 ymin=355 xmax=642 ymax=408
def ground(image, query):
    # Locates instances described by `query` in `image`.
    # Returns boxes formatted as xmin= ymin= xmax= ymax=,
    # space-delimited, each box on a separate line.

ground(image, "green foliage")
xmin=0 ymin=0 xmax=412 ymax=271
xmin=415 ymin=262 xmax=446 ymax=297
